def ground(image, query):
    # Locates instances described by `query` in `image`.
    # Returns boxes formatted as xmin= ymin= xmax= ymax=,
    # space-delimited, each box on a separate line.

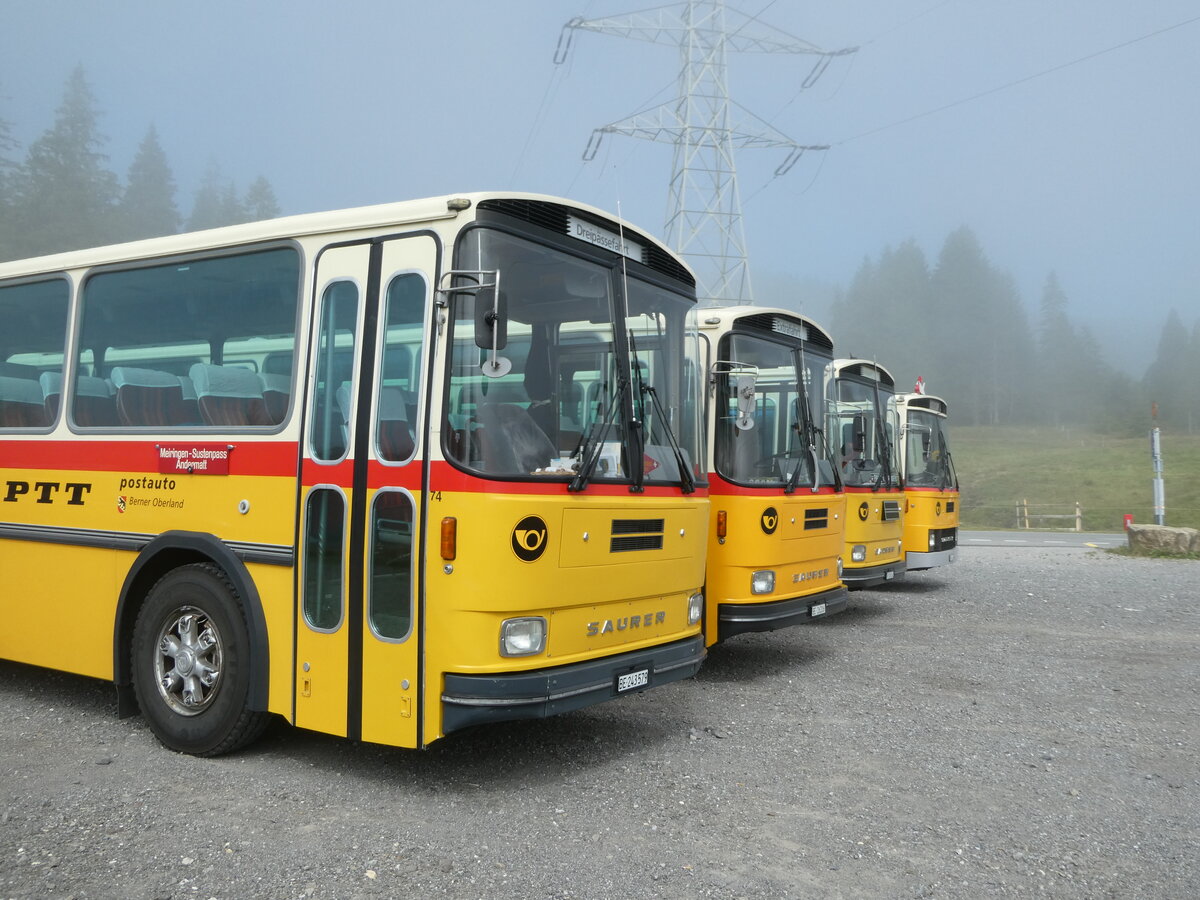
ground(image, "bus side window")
xmin=74 ymin=248 xmax=300 ymax=431
xmin=309 ymin=281 xmax=359 ymax=462
xmin=369 ymin=489 xmax=414 ymax=641
xmin=377 ymin=273 xmax=425 ymax=463
xmin=303 ymin=487 xmax=346 ymax=631
xmin=0 ymin=279 xmax=69 ymax=431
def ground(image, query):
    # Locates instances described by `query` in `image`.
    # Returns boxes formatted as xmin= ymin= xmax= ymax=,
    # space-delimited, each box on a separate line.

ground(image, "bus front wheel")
xmin=131 ymin=563 xmax=269 ymax=756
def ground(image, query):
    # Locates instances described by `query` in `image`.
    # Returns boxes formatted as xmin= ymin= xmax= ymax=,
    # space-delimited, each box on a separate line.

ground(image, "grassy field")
xmin=952 ymin=426 xmax=1200 ymax=532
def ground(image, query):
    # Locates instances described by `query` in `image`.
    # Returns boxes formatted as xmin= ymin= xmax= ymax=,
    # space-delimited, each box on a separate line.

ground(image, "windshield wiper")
xmin=640 ymin=381 xmax=695 ymax=494
xmin=569 ymin=378 xmax=627 ymax=493
xmin=629 ymin=329 xmax=694 ymax=494
xmin=870 ymin=380 xmax=895 ymax=491
xmin=939 ymin=448 xmax=957 ymax=492
xmin=784 ymin=395 xmax=822 ymax=495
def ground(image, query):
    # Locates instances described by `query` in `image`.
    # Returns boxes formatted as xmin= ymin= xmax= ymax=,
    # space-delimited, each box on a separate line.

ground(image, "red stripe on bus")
xmin=707 ymin=472 xmax=840 ymax=497
xmin=1 ymin=439 xmax=300 ymax=477
xmin=426 ymin=461 xmax=708 ymax=498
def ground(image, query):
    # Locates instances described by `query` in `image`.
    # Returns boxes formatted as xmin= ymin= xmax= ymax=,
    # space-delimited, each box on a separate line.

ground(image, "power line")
xmin=837 ymin=13 xmax=1200 ymax=146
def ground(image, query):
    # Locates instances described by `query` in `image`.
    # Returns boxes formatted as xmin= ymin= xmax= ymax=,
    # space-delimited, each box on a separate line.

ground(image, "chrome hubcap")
xmin=153 ymin=607 xmax=223 ymax=716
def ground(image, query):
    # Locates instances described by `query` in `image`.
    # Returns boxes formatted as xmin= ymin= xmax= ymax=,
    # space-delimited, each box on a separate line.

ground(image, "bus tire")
xmin=131 ymin=563 xmax=270 ymax=756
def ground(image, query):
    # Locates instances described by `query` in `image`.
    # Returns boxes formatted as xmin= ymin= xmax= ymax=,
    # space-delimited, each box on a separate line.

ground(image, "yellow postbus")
xmin=895 ymin=390 xmax=959 ymax=570
xmin=697 ymin=308 xmax=847 ymax=644
xmin=825 ymin=359 xmax=905 ymax=587
xmin=0 ymin=192 xmax=709 ymax=755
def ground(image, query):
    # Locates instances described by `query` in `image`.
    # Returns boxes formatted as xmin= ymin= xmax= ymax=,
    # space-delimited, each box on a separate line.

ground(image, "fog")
xmin=2 ymin=0 xmax=1196 ymax=374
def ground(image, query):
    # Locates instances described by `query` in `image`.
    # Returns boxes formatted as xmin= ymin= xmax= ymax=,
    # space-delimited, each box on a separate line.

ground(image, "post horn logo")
xmin=512 ymin=515 xmax=549 ymax=562
xmin=858 ymin=501 xmax=870 ymax=521
xmin=761 ymin=506 xmax=778 ymax=535
xmin=936 ymin=501 xmax=943 ymax=516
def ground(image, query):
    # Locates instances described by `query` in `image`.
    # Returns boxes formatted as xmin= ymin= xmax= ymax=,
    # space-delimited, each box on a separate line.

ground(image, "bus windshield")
xmin=830 ymin=376 xmax=900 ymax=489
xmin=904 ymin=408 xmax=957 ymax=490
xmin=445 ymin=226 xmax=700 ymax=488
xmin=715 ymin=332 xmax=837 ymax=490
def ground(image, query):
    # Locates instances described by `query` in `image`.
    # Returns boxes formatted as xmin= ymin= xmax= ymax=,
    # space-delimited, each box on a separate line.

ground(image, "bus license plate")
xmin=810 ymin=602 xmax=826 ymax=617
xmin=616 ymin=668 xmax=650 ymax=693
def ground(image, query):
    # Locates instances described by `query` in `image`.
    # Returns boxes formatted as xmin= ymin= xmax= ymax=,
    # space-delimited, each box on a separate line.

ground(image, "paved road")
xmin=960 ymin=529 xmax=1126 ymax=550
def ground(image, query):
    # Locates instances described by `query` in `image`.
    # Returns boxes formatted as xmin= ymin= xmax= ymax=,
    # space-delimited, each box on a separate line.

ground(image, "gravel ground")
xmin=2 ymin=544 xmax=1197 ymax=900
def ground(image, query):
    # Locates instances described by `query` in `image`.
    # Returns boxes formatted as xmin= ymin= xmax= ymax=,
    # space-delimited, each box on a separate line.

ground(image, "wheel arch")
xmin=113 ymin=531 xmax=271 ymax=715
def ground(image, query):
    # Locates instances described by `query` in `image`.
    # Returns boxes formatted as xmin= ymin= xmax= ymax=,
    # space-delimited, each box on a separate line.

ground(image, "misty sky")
xmin=2 ymin=1 xmax=1196 ymax=375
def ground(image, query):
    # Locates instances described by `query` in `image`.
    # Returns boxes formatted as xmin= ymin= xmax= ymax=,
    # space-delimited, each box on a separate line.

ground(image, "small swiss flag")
xmin=914 ymin=376 xmax=925 ymax=394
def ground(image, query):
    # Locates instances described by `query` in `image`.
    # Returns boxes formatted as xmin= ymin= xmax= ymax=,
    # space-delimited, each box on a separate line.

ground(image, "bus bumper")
xmin=905 ymin=547 xmax=959 ymax=571
xmin=717 ymin=585 xmax=848 ymax=642
xmin=842 ymin=560 xmax=906 ymax=589
xmin=440 ymin=635 xmax=706 ymax=735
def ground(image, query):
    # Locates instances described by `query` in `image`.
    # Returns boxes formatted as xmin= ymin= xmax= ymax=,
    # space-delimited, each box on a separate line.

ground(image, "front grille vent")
xmin=881 ymin=500 xmax=902 ymax=522
xmin=804 ymin=508 xmax=829 ymax=530
xmin=476 ymin=198 xmax=570 ymax=234
xmin=610 ymin=518 xmax=665 ymax=552
xmin=946 ymin=500 xmax=956 ymax=513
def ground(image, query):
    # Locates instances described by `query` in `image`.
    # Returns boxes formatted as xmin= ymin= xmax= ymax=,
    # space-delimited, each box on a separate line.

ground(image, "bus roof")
xmin=830 ymin=357 xmax=897 ymax=388
xmin=697 ymin=305 xmax=834 ymax=351
xmin=0 ymin=191 xmax=694 ymax=282
xmin=896 ymin=392 xmax=949 ymax=415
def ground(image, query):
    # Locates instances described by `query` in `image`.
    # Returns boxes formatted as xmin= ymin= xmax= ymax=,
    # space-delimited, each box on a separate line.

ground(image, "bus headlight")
xmin=837 ymin=557 xmax=844 ymax=578
xmin=851 ymin=545 xmax=867 ymax=563
xmin=688 ymin=592 xmax=704 ymax=625
xmin=929 ymin=533 xmax=937 ymax=550
xmin=751 ymin=570 xmax=775 ymax=594
xmin=499 ymin=617 xmax=547 ymax=657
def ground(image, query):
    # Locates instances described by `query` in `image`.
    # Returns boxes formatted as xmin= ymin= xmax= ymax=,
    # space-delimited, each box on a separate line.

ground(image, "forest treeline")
xmin=3 ymin=69 xmax=1196 ymax=434
xmin=829 ymin=228 xmax=1200 ymax=434
xmin=0 ymin=66 xmax=279 ymax=262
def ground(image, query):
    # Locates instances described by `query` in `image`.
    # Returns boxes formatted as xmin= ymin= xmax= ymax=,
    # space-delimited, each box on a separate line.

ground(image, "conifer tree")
xmin=1190 ymin=320 xmax=1200 ymax=433
xmin=187 ymin=162 xmax=243 ymax=231
xmin=930 ymin=226 xmax=1034 ymax=426
xmin=0 ymin=104 xmax=17 ymax=260
xmin=118 ymin=125 xmax=179 ymax=241
xmin=10 ymin=65 xmax=118 ymax=256
xmin=242 ymin=175 xmax=280 ymax=222
xmin=1144 ymin=310 xmax=1193 ymax=431
xmin=1036 ymin=273 xmax=1077 ymax=426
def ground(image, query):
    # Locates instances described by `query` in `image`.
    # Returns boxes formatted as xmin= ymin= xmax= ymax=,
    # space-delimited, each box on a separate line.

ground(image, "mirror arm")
xmin=481 ymin=271 xmax=511 ymax=378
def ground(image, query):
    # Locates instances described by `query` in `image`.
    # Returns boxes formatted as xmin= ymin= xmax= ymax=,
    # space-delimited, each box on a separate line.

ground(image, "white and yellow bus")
xmin=698 ymin=308 xmax=847 ymax=643
xmin=895 ymin=390 xmax=959 ymax=570
xmin=0 ymin=192 xmax=709 ymax=755
xmin=825 ymin=359 xmax=905 ymax=587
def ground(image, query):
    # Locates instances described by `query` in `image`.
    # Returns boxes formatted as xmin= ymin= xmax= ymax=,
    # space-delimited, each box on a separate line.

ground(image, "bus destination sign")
xmin=156 ymin=444 xmax=232 ymax=475
xmin=566 ymin=215 xmax=643 ymax=262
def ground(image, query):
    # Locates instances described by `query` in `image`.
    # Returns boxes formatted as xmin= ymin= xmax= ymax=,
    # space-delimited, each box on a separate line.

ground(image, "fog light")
xmin=751 ymin=570 xmax=775 ymax=594
xmin=851 ymin=545 xmax=866 ymax=563
xmin=499 ymin=617 xmax=546 ymax=657
xmin=688 ymin=592 xmax=704 ymax=625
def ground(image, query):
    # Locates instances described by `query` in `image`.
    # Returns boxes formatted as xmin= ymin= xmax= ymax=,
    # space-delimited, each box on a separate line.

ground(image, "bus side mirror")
xmin=475 ymin=286 xmax=512 ymax=379
xmin=852 ymin=413 xmax=866 ymax=452
xmin=735 ymin=374 xmax=756 ymax=431
xmin=474 ymin=286 xmax=508 ymax=352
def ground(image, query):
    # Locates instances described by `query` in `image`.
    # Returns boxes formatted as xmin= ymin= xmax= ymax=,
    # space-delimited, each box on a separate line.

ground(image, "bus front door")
xmin=297 ymin=236 xmax=436 ymax=749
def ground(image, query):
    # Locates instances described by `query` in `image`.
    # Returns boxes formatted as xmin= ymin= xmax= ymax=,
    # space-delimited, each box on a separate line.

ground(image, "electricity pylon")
xmin=555 ymin=1 xmax=856 ymax=305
